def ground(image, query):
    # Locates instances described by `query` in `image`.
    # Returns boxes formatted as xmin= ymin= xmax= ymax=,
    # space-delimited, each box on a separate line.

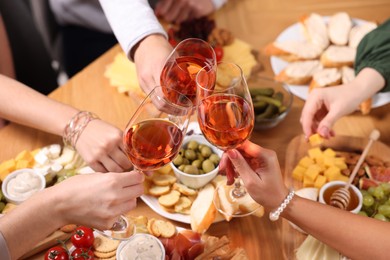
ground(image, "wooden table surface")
xmin=1 ymin=0 xmax=390 ymax=259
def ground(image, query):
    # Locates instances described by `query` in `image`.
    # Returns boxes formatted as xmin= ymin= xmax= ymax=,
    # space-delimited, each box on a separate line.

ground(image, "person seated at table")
xmin=300 ymin=18 xmax=390 ymax=139
xmin=0 ymin=74 xmax=132 ymax=173
xmin=221 ymin=141 xmax=389 ymax=260
xmin=49 ymin=0 xmax=227 ymax=81
xmin=0 ymin=168 xmax=144 ymax=260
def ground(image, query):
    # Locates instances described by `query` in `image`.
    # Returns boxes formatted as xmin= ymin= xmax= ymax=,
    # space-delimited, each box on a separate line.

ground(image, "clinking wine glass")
xmin=95 ymin=86 xmax=193 ymax=240
xmin=196 ymin=62 xmax=260 ymax=218
xmin=160 ymin=38 xmax=217 ymax=105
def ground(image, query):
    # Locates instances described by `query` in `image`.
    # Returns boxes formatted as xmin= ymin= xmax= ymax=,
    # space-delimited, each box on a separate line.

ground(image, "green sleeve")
xmin=355 ymin=19 xmax=390 ymax=92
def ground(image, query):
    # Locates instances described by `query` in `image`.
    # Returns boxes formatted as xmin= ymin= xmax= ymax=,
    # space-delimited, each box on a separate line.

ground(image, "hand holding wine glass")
xmin=196 ymin=62 xmax=260 ymax=218
xmin=96 ymin=86 xmax=192 ymax=240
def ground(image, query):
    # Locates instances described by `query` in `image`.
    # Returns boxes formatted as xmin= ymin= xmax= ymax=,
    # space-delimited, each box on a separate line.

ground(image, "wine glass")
xmin=96 ymin=86 xmax=193 ymax=240
xmin=196 ymin=62 xmax=260 ymax=218
xmin=160 ymin=38 xmax=216 ymax=105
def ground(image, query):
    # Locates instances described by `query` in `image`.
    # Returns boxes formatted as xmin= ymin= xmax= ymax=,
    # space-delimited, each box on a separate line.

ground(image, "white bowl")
xmin=319 ymin=180 xmax=363 ymax=214
xmin=1 ymin=168 xmax=46 ymax=204
xmin=171 ymin=134 xmax=223 ymax=189
xmin=116 ymin=233 xmax=165 ymax=260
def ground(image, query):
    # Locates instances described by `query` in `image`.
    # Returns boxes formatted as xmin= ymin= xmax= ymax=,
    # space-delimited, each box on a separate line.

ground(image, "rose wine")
xmin=124 ymin=119 xmax=183 ymax=171
xmin=161 ymin=56 xmax=211 ymax=104
xmin=197 ymin=94 xmax=254 ymax=150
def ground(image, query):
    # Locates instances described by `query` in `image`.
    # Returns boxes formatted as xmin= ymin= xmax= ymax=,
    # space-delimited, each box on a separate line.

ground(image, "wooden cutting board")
xmin=21 ymin=230 xmax=71 ymax=259
xmin=281 ymin=134 xmax=390 ymax=259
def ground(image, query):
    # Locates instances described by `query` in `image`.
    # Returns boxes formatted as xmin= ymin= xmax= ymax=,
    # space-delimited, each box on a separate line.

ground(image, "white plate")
xmin=270 ymin=17 xmax=390 ymax=108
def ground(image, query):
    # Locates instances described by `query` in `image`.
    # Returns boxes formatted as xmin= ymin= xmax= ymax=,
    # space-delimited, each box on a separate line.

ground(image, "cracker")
xmin=93 ymin=235 xmax=120 ymax=253
xmin=158 ymin=190 xmax=181 ymax=207
xmin=152 ymin=173 xmax=177 ymax=186
xmin=174 ymin=196 xmax=192 ymax=213
xmin=94 ymin=249 xmax=116 ymax=258
xmin=173 ymin=183 xmax=198 ymax=196
xmin=152 ymin=219 xmax=176 ymax=238
xmin=148 ymin=184 xmax=171 ymax=196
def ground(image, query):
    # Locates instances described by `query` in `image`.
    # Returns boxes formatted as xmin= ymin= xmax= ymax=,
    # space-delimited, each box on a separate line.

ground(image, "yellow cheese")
xmin=308 ymin=134 xmax=324 ymax=146
xmin=292 ymin=165 xmax=306 ymax=181
xmin=303 ymin=176 xmax=315 ymax=187
xmin=334 ymin=157 xmax=347 ymax=170
xmin=15 ymin=159 xmax=30 ymax=169
xmin=323 ymin=148 xmax=336 ymax=158
xmin=304 ymin=164 xmax=321 ymax=182
xmin=15 ymin=150 xmax=34 ymax=163
xmin=324 ymin=166 xmax=341 ymax=181
xmin=298 ymin=156 xmax=313 ymax=168
xmin=314 ymin=175 xmax=327 ymax=189
xmin=308 ymin=147 xmax=323 ymax=160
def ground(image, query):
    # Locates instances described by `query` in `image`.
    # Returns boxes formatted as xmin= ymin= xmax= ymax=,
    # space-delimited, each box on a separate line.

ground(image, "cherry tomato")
xmin=213 ymin=46 xmax=224 ymax=62
xmin=71 ymin=248 xmax=94 ymax=260
xmin=44 ymin=246 xmax=69 ymax=260
xmin=71 ymin=226 xmax=95 ymax=249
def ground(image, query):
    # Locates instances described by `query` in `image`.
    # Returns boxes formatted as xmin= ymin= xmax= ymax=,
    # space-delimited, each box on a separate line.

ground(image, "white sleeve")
xmin=0 ymin=231 xmax=11 ymax=260
xmin=211 ymin=0 xmax=227 ymax=9
xmin=99 ymin=0 xmax=167 ymax=60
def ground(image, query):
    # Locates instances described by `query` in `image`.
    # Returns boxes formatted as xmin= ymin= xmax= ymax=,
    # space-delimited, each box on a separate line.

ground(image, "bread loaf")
xmin=328 ymin=12 xmax=352 ymax=45
xmin=190 ymin=183 xmax=217 ymax=233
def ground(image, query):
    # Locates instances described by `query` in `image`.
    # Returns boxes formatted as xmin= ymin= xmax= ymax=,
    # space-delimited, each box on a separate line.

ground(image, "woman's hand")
xmin=219 ymin=140 xmax=288 ymax=210
xmin=76 ymin=119 xmax=132 ymax=172
xmin=53 ymin=171 xmax=144 ymax=230
xmin=134 ymin=34 xmax=173 ymax=95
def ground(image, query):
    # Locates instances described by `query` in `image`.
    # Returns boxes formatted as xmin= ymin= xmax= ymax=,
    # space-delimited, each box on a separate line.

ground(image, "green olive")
xmin=192 ymin=159 xmax=202 ymax=169
xmin=201 ymin=146 xmax=212 ymax=158
xmin=209 ymin=153 xmax=220 ymax=165
xmin=199 ymin=169 xmax=205 ymax=175
xmin=184 ymin=149 xmax=197 ymax=161
xmin=172 ymin=154 xmax=183 ymax=166
xmin=196 ymin=152 xmax=205 ymax=162
xmin=187 ymin=140 xmax=199 ymax=150
xmin=178 ymin=164 xmax=186 ymax=171
xmin=202 ymin=159 xmax=215 ymax=173
xmin=179 ymin=148 xmax=185 ymax=156
xmin=183 ymin=165 xmax=199 ymax=175
xmin=182 ymin=158 xmax=190 ymax=165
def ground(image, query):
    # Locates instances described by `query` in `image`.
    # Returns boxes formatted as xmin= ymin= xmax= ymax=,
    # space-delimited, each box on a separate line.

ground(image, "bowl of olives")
xmin=171 ymin=134 xmax=223 ymax=189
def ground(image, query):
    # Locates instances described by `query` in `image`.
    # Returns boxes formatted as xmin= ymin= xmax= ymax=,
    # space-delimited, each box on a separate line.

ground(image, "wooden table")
xmin=1 ymin=0 xmax=390 ymax=258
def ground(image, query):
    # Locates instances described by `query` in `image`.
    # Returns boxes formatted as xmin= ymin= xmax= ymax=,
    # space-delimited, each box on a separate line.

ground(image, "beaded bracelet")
xmin=269 ymin=189 xmax=295 ymax=222
xmin=63 ymin=111 xmax=99 ymax=150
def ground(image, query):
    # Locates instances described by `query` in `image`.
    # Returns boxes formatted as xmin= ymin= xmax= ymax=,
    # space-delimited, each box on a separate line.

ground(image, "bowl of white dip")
xmin=1 ymin=168 xmax=46 ymax=204
xmin=116 ymin=233 xmax=165 ymax=260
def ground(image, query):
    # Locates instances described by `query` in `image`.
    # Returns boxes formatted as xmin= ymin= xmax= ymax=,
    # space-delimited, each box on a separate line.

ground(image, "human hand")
xmin=76 ymin=119 xmax=132 ymax=172
xmin=134 ymin=34 xmax=173 ymax=95
xmin=300 ymin=84 xmax=362 ymax=139
xmin=155 ymin=0 xmax=215 ymax=24
xmin=219 ymin=140 xmax=288 ymax=210
xmin=54 ymin=171 xmax=144 ymax=230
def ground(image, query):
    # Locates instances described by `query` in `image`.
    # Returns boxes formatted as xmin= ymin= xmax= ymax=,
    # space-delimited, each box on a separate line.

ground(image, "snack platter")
xmin=281 ymin=134 xmax=390 ymax=258
xmin=270 ymin=16 xmax=390 ymax=108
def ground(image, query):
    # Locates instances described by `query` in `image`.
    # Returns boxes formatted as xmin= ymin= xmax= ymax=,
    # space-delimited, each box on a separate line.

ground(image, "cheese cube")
xmin=303 ymin=176 xmax=315 ymax=187
xmin=0 ymin=159 xmax=16 ymax=174
xmin=323 ymin=156 xmax=335 ymax=168
xmin=314 ymin=175 xmax=327 ymax=189
xmin=336 ymin=174 xmax=349 ymax=182
xmin=292 ymin=165 xmax=306 ymax=181
xmin=324 ymin=166 xmax=341 ymax=181
xmin=334 ymin=157 xmax=347 ymax=170
xmin=304 ymin=165 xmax=321 ymax=182
xmin=298 ymin=156 xmax=313 ymax=168
xmin=308 ymin=147 xmax=323 ymax=160
xmin=309 ymin=133 xmax=324 ymax=146
xmin=323 ymin=148 xmax=336 ymax=158
xmin=15 ymin=159 xmax=30 ymax=169
xmin=15 ymin=150 xmax=34 ymax=162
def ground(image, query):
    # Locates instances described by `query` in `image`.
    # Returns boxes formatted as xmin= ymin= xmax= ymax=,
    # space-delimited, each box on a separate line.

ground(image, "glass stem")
xmin=231 ymin=179 xmax=246 ymax=198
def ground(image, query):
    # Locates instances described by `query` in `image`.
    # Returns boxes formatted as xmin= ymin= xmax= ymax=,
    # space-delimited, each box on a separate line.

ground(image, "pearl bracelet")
xmin=269 ymin=189 xmax=295 ymax=222
xmin=63 ymin=111 xmax=99 ymax=150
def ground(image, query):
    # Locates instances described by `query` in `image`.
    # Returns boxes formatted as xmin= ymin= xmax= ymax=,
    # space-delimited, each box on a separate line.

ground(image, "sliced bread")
xmin=320 ymin=45 xmax=356 ymax=68
xmin=265 ymin=40 xmax=323 ymax=61
xmin=328 ymin=12 xmax=353 ymax=45
xmin=275 ymin=60 xmax=323 ymax=85
xmin=349 ymin=21 xmax=377 ymax=48
xmin=190 ymin=183 xmax=217 ymax=233
xmin=309 ymin=68 xmax=341 ymax=91
xmin=300 ymin=13 xmax=329 ymax=50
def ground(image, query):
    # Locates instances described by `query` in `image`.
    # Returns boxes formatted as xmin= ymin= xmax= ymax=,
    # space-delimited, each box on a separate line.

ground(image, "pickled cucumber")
xmin=250 ymin=88 xmax=274 ymax=97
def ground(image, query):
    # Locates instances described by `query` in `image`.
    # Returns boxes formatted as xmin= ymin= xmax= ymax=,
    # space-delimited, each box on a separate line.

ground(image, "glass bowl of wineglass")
xmin=160 ymin=38 xmax=216 ymax=105
xmin=96 ymin=86 xmax=193 ymax=240
xmin=196 ymin=61 xmax=261 ymax=218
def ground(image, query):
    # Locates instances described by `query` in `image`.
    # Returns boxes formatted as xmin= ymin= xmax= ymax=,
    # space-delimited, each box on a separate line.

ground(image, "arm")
xmin=300 ymin=68 xmax=385 ymax=138
xmin=0 ymin=75 xmax=132 ymax=172
xmin=0 ymin=170 xmax=144 ymax=259
xmin=221 ymin=141 xmax=389 ymax=260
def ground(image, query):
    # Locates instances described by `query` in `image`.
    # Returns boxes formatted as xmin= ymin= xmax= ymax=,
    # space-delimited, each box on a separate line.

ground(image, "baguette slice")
xmin=341 ymin=66 xmax=355 ymax=84
xmin=349 ymin=21 xmax=377 ymax=48
xmin=300 ymin=13 xmax=329 ymax=50
xmin=264 ymin=40 xmax=323 ymax=61
xmin=190 ymin=183 xmax=217 ymax=233
xmin=275 ymin=60 xmax=323 ymax=85
xmin=320 ymin=45 xmax=356 ymax=68
xmin=328 ymin=12 xmax=353 ymax=45
xmin=309 ymin=68 xmax=341 ymax=91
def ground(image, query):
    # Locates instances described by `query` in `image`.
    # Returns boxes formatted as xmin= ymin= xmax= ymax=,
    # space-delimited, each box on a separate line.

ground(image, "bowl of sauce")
xmin=1 ymin=168 xmax=46 ymax=204
xmin=319 ymin=180 xmax=362 ymax=213
xmin=116 ymin=233 xmax=165 ymax=260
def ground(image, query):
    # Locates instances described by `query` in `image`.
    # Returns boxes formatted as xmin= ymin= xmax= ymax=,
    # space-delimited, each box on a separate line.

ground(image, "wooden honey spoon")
xmin=329 ymin=129 xmax=380 ymax=210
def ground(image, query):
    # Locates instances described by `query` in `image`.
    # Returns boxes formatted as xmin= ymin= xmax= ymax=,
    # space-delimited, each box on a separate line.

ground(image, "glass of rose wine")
xmin=160 ymin=38 xmax=216 ymax=105
xmin=96 ymin=86 xmax=192 ymax=240
xmin=196 ymin=62 xmax=260 ymax=218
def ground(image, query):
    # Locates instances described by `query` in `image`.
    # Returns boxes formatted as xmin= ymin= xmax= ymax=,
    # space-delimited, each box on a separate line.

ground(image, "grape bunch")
xmin=359 ymin=182 xmax=390 ymax=221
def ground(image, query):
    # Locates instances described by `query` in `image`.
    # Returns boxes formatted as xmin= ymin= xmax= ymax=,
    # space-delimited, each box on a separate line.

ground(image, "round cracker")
xmin=93 ymin=235 xmax=120 ymax=253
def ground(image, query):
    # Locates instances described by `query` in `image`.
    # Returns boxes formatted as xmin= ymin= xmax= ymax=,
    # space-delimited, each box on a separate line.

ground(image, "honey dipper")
xmin=329 ymin=129 xmax=380 ymax=210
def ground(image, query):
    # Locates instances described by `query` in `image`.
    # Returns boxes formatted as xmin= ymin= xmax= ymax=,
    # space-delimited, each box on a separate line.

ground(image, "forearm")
xmin=0 ymin=75 xmax=78 ymax=135
xmin=282 ymin=196 xmax=389 ymax=259
xmin=349 ymin=67 xmax=385 ymax=103
xmin=0 ymin=188 xmax=65 ymax=259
